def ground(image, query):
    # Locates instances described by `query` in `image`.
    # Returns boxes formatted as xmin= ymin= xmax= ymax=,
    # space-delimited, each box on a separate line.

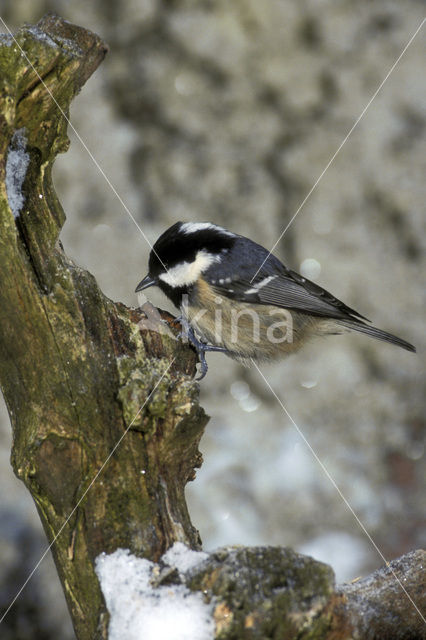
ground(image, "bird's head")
xmin=135 ymin=221 xmax=236 ymax=307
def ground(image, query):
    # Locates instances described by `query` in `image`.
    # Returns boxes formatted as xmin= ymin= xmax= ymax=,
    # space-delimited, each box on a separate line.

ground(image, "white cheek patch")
xmin=180 ymin=222 xmax=235 ymax=237
xmin=244 ymin=275 xmax=277 ymax=295
xmin=159 ymin=250 xmax=220 ymax=287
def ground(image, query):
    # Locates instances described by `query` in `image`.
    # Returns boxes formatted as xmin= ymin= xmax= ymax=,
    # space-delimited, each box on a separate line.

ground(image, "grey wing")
xmin=208 ymin=269 xmax=369 ymax=322
xmin=203 ymin=237 xmax=416 ymax=352
xmin=204 ymin=236 xmax=368 ymax=321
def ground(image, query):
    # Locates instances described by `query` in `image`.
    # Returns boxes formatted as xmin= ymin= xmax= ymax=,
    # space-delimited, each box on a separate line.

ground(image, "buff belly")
xmin=184 ymin=279 xmax=342 ymax=363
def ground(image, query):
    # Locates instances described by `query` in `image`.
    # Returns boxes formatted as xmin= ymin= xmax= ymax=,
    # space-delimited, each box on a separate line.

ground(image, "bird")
xmin=135 ymin=221 xmax=416 ymax=379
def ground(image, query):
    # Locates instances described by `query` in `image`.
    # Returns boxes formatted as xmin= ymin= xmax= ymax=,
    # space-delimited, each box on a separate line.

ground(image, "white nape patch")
xmin=180 ymin=222 xmax=235 ymax=237
xmin=244 ymin=275 xmax=277 ymax=295
xmin=159 ymin=250 xmax=220 ymax=287
xmin=95 ymin=545 xmax=214 ymax=640
xmin=5 ymin=129 xmax=30 ymax=218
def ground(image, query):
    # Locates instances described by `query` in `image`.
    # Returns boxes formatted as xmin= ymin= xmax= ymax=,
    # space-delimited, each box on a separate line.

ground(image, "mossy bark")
xmin=0 ymin=14 xmax=205 ymax=640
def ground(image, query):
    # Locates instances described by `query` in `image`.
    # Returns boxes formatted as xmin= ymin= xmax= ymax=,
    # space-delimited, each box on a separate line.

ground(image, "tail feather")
xmin=336 ymin=319 xmax=416 ymax=353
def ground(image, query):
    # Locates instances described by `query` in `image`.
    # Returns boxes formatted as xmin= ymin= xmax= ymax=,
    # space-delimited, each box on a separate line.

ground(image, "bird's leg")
xmin=176 ymin=315 xmax=228 ymax=380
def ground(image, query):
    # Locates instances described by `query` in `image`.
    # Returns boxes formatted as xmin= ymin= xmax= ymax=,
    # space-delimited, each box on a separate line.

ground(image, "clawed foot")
xmin=177 ymin=316 xmax=228 ymax=380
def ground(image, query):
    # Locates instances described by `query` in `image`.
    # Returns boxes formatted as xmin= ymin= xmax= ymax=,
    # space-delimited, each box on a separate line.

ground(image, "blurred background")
xmin=1 ymin=1 xmax=425 ymax=637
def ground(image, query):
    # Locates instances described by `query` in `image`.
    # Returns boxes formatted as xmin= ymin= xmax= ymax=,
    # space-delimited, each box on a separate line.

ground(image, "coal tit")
xmin=136 ymin=221 xmax=415 ymax=379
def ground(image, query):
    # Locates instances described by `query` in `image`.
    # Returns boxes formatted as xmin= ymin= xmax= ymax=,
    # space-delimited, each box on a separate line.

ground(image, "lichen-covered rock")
xmin=187 ymin=546 xmax=335 ymax=639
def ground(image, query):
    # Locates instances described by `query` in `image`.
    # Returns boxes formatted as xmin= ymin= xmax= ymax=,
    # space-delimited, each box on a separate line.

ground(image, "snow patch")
xmin=95 ymin=544 xmax=214 ymax=640
xmin=5 ymin=128 xmax=30 ymax=218
xmin=162 ymin=541 xmax=209 ymax=573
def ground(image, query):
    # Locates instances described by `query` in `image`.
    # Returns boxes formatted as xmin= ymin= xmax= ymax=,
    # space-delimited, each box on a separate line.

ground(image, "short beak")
xmin=135 ymin=275 xmax=157 ymax=292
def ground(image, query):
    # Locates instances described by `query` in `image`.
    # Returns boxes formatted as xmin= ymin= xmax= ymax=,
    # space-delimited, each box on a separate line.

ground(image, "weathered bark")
xmin=0 ymin=15 xmax=424 ymax=640
xmin=0 ymin=14 xmax=204 ymax=640
xmin=336 ymin=549 xmax=426 ymax=640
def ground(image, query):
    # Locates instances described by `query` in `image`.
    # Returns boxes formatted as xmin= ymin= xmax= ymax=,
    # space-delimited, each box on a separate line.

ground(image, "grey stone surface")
xmin=339 ymin=549 xmax=426 ymax=639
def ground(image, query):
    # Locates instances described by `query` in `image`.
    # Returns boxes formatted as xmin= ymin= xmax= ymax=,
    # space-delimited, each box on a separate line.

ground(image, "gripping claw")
xmin=177 ymin=316 xmax=228 ymax=380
